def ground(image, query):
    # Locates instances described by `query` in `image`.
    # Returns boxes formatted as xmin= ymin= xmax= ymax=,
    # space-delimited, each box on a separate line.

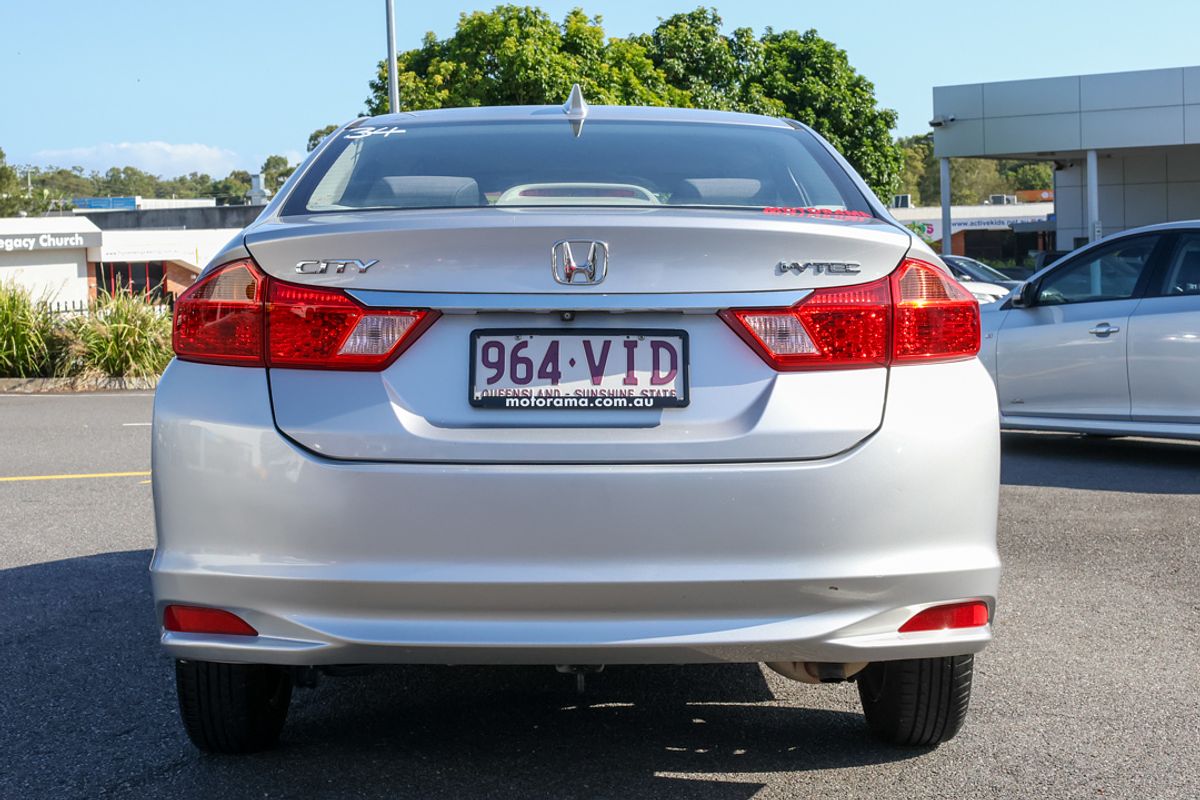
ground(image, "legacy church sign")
xmin=0 ymin=231 xmax=102 ymax=253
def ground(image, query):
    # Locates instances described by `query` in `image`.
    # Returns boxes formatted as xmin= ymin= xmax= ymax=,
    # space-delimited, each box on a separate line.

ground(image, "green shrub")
xmin=0 ymin=281 xmax=63 ymax=377
xmin=59 ymin=291 xmax=173 ymax=378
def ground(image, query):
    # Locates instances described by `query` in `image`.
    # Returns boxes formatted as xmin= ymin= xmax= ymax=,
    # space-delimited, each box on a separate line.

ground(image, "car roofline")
xmin=352 ymin=104 xmax=795 ymax=129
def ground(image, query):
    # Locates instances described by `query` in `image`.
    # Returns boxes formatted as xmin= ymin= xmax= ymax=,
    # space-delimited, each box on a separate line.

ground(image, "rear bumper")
xmin=150 ymin=359 xmax=1001 ymax=666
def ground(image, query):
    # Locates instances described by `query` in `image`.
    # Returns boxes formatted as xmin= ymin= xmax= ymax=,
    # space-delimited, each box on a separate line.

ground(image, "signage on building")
xmin=0 ymin=231 xmax=103 ymax=253
xmin=906 ymin=215 xmax=1050 ymax=244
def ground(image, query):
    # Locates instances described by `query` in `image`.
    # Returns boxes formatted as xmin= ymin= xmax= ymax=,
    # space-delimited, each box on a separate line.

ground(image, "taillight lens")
xmin=172 ymin=258 xmax=436 ymax=370
xmin=266 ymin=281 xmax=435 ymax=370
xmin=720 ymin=278 xmax=891 ymax=370
xmin=720 ymin=257 xmax=979 ymax=370
xmin=173 ymin=259 xmax=266 ymax=366
xmin=891 ymin=258 xmax=980 ymax=362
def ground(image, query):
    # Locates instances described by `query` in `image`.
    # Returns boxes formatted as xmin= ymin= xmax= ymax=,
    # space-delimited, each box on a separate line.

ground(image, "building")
xmin=0 ymin=217 xmax=102 ymax=305
xmin=891 ymin=201 xmax=1054 ymax=262
xmin=931 ymin=65 xmax=1200 ymax=254
xmin=72 ymin=196 xmax=217 ymax=213
xmin=0 ymin=215 xmax=239 ymax=306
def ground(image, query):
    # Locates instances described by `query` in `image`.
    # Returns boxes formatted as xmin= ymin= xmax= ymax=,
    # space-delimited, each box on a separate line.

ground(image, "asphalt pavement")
xmin=0 ymin=392 xmax=1197 ymax=799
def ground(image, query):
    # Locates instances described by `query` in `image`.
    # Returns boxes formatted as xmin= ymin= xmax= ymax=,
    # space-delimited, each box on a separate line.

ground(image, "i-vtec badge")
xmin=776 ymin=261 xmax=861 ymax=276
xmin=295 ymin=259 xmax=379 ymax=274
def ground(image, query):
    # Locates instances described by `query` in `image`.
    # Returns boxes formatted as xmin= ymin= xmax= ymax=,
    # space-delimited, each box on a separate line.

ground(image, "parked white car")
xmin=980 ymin=222 xmax=1200 ymax=440
xmin=942 ymin=255 xmax=1019 ymax=305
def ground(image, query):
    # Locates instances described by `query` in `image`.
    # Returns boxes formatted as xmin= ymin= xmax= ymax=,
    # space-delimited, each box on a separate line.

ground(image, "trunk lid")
xmin=247 ymin=208 xmax=911 ymax=464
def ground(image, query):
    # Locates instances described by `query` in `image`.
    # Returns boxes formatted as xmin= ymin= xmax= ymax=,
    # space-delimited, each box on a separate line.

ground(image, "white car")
xmin=981 ymin=222 xmax=1200 ymax=440
xmin=942 ymin=255 xmax=1020 ymax=305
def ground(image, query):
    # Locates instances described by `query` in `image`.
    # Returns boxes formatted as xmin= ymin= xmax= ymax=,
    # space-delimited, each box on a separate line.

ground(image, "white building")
xmin=931 ymin=65 xmax=1200 ymax=252
xmin=0 ymin=216 xmax=238 ymax=305
xmin=0 ymin=217 xmax=102 ymax=305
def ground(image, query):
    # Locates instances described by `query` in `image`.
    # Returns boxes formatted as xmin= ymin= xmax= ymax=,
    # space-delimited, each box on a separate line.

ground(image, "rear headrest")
xmin=672 ymin=178 xmax=766 ymax=205
xmin=362 ymin=176 xmax=482 ymax=208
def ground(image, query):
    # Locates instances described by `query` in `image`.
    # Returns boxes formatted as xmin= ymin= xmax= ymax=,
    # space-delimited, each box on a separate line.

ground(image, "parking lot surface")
xmin=1 ymin=392 xmax=1197 ymax=799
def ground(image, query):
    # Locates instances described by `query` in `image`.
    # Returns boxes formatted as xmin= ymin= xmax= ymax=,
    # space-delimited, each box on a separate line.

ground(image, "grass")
xmin=0 ymin=281 xmax=63 ymax=378
xmin=59 ymin=291 xmax=174 ymax=379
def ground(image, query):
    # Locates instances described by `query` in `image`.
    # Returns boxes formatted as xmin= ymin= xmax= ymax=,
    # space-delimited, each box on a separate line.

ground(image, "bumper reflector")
xmin=163 ymin=605 xmax=258 ymax=636
xmin=899 ymin=601 xmax=989 ymax=633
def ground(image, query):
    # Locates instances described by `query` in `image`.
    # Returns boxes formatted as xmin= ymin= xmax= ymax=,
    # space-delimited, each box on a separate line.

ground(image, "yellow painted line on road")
xmin=0 ymin=470 xmax=151 ymax=483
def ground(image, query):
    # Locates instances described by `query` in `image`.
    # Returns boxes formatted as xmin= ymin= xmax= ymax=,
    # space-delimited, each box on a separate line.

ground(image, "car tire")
xmin=174 ymin=659 xmax=293 ymax=753
xmin=856 ymin=655 xmax=973 ymax=746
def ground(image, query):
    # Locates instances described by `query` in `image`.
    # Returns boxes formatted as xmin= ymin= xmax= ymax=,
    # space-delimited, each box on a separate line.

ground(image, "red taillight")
xmin=720 ymin=278 xmax=891 ymax=371
xmin=720 ymin=257 xmax=979 ymax=370
xmin=172 ymin=258 xmax=437 ymax=370
xmin=173 ymin=259 xmax=266 ymax=366
xmin=266 ymin=281 xmax=436 ymax=370
xmin=891 ymin=258 xmax=981 ymax=363
xmin=163 ymin=605 xmax=258 ymax=636
xmin=899 ymin=601 xmax=990 ymax=633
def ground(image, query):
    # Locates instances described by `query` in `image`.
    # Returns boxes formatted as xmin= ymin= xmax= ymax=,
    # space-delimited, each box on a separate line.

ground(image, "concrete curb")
xmin=0 ymin=376 xmax=159 ymax=394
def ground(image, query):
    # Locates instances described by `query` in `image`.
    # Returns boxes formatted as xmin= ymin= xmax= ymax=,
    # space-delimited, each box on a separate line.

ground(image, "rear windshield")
xmin=282 ymin=119 xmax=874 ymax=216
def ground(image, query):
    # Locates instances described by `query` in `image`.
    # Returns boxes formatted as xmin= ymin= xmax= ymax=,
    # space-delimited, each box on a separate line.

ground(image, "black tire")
xmin=856 ymin=655 xmax=973 ymax=746
xmin=174 ymin=659 xmax=293 ymax=753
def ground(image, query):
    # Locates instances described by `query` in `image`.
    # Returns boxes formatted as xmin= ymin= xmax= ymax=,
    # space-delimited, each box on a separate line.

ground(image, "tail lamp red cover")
xmin=173 ymin=258 xmax=437 ymax=370
xmin=899 ymin=601 xmax=990 ymax=633
xmin=720 ymin=257 xmax=980 ymax=371
xmin=163 ymin=605 xmax=258 ymax=636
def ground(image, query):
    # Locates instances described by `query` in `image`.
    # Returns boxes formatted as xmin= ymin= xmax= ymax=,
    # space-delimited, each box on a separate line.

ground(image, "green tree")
xmin=364 ymin=5 xmax=900 ymax=197
xmin=260 ymin=155 xmax=295 ymax=194
xmin=307 ymin=124 xmax=339 ymax=152
xmin=898 ymin=133 xmax=1054 ymax=205
xmin=211 ymin=170 xmax=251 ymax=205
xmin=94 ymin=165 xmax=162 ymax=198
xmin=27 ymin=165 xmax=94 ymax=207
xmin=1004 ymin=161 xmax=1053 ymax=191
xmin=160 ymin=172 xmax=215 ymax=199
xmin=0 ymin=149 xmax=51 ymax=216
xmin=895 ymin=134 xmax=931 ymax=204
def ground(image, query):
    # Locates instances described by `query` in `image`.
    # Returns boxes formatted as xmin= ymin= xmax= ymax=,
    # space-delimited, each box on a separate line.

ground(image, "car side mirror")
xmin=1012 ymin=282 xmax=1037 ymax=308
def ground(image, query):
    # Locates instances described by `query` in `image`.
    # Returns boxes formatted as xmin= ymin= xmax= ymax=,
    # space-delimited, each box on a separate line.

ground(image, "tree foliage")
xmin=896 ymin=133 xmax=1055 ymax=205
xmin=0 ymin=148 xmax=52 ymax=216
xmin=1 ymin=152 xmax=299 ymax=212
xmin=260 ymin=155 xmax=295 ymax=194
xmin=307 ymin=124 xmax=339 ymax=152
xmin=365 ymin=5 xmax=902 ymax=197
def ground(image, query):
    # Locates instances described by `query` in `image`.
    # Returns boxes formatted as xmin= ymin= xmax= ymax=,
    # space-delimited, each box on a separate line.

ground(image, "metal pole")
xmin=939 ymin=157 xmax=953 ymax=256
xmin=385 ymin=0 xmax=399 ymax=113
xmin=1086 ymin=149 xmax=1101 ymax=242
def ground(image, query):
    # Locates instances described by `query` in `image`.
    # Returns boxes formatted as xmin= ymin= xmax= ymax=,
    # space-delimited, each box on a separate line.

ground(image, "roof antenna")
xmin=562 ymin=83 xmax=588 ymax=137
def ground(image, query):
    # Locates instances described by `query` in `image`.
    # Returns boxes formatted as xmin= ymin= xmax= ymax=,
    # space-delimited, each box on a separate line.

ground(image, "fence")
xmin=47 ymin=296 xmax=174 ymax=317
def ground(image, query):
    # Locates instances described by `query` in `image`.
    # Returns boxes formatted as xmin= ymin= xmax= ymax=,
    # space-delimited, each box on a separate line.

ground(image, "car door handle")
xmin=1088 ymin=323 xmax=1120 ymax=336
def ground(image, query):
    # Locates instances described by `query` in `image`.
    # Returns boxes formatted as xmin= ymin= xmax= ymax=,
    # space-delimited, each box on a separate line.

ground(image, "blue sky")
xmin=2 ymin=0 xmax=1198 ymax=177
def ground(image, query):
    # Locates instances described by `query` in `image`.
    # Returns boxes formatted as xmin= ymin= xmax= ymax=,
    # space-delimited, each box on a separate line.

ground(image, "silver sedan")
xmin=152 ymin=96 xmax=1000 ymax=753
xmin=981 ymin=221 xmax=1200 ymax=440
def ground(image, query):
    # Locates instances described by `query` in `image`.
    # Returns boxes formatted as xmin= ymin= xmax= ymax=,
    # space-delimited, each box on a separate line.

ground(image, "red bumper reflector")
xmin=163 ymin=605 xmax=258 ymax=636
xmin=899 ymin=601 xmax=989 ymax=633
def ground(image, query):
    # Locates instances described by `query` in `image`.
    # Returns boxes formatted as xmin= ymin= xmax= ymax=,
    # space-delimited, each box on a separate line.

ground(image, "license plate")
xmin=470 ymin=329 xmax=689 ymax=410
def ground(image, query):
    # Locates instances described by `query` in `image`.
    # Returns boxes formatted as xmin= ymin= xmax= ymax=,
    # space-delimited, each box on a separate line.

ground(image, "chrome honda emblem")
xmin=552 ymin=240 xmax=608 ymax=285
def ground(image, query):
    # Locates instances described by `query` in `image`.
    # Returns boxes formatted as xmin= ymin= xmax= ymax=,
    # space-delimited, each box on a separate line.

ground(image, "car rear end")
xmin=150 ymin=106 xmax=999 ymax=752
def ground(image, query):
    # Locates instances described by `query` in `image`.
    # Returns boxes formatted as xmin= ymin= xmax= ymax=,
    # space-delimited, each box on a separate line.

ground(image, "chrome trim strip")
xmin=345 ymin=288 xmax=812 ymax=313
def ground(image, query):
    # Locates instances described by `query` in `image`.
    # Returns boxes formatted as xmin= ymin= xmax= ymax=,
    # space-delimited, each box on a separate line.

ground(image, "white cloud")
xmin=33 ymin=141 xmax=240 ymax=177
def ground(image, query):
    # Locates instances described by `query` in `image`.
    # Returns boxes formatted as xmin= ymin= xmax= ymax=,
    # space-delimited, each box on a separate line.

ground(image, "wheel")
xmin=856 ymin=655 xmax=973 ymax=746
xmin=174 ymin=659 xmax=293 ymax=753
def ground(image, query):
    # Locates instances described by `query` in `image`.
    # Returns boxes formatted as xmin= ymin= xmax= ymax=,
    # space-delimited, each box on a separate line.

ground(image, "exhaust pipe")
xmin=766 ymin=661 xmax=868 ymax=684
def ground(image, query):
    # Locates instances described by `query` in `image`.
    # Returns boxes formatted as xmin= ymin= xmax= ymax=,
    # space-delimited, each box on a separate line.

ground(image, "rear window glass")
xmin=283 ymin=120 xmax=873 ymax=216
